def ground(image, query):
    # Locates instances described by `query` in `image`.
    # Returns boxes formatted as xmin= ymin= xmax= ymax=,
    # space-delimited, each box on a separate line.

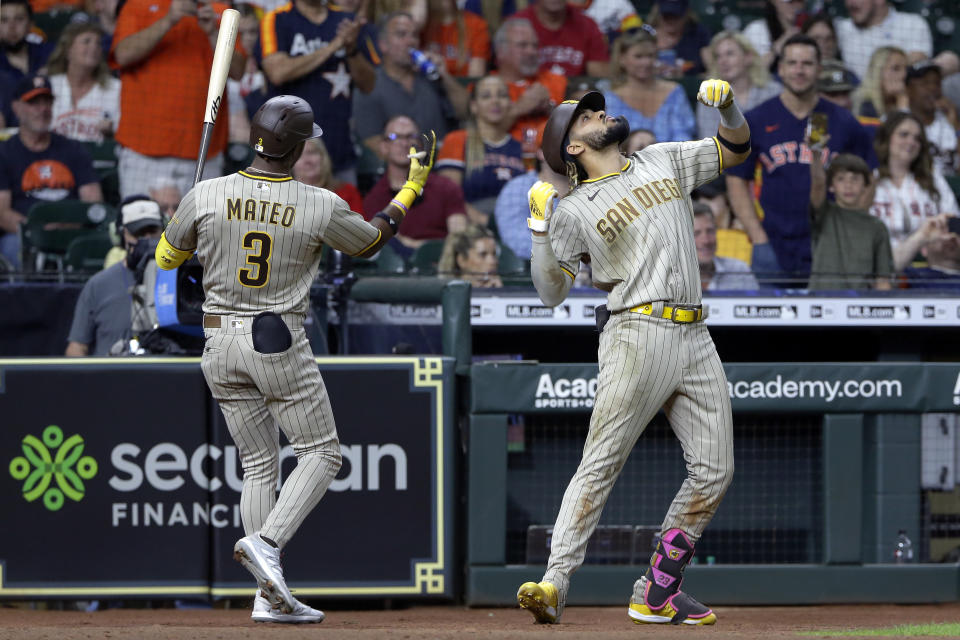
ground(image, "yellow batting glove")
xmin=697 ymin=79 xmax=733 ymax=109
xmin=527 ymin=180 xmax=558 ymax=233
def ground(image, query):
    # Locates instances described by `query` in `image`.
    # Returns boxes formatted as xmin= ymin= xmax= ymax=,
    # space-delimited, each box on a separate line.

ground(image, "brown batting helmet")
xmin=249 ymin=95 xmax=323 ymax=158
xmin=541 ymin=91 xmax=605 ymax=175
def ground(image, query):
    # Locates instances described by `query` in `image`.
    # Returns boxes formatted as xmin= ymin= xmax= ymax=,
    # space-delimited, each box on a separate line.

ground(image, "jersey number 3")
xmin=238 ymin=231 xmax=273 ymax=288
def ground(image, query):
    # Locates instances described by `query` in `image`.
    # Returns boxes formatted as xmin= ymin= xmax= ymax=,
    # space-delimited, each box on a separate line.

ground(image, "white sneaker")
xmin=251 ymin=593 xmax=325 ymax=624
xmin=233 ymin=534 xmax=296 ymax=614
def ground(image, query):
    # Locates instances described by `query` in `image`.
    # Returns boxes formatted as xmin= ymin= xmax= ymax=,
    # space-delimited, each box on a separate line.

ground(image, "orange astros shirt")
xmin=501 ymin=71 xmax=567 ymax=143
xmin=110 ymin=0 xmax=237 ymax=159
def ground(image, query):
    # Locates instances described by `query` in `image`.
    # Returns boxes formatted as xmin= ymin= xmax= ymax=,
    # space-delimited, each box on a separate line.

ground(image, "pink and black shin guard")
xmin=643 ymin=528 xmax=695 ymax=609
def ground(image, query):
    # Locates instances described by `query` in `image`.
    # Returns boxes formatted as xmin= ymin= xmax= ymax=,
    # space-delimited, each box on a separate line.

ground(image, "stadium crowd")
xmin=1 ymin=0 xmax=959 ymax=303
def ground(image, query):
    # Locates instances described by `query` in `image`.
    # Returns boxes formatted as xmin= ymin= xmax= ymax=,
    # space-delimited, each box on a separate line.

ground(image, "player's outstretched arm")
xmin=355 ymin=131 xmax=437 ymax=258
xmin=697 ymin=79 xmax=751 ymax=169
xmin=528 ymin=181 xmax=573 ymax=306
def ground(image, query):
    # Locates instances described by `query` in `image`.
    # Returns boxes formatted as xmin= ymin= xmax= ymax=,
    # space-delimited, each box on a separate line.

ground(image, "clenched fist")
xmin=697 ymin=79 xmax=734 ymax=109
xmin=528 ymin=180 xmax=558 ymax=233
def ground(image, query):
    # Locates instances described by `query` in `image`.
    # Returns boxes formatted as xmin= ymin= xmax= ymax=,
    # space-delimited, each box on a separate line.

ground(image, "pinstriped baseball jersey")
xmin=528 ymin=137 xmax=734 ymax=622
xmin=163 ymin=170 xmax=380 ymax=317
xmin=548 ymin=139 xmax=722 ymax=311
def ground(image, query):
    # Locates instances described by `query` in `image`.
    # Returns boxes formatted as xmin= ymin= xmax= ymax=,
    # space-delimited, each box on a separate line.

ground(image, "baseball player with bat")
xmin=516 ymin=80 xmax=750 ymax=626
xmin=155 ymin=95 xmax=436 ymax=623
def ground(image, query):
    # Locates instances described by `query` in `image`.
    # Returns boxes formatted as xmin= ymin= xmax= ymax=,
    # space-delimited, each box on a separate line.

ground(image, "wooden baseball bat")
xmin=193 ymin=7 xmax=240 ymax=187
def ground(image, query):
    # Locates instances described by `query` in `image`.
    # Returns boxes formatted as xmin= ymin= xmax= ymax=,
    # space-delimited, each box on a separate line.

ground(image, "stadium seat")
xmin=356 ymin=143 xmax=384 ymax=195
xmin=891 ymin=0 xmax=924 ymax=14
xmin=352 ymin=242 xmax=406 ymax=275
xmin=498 ymin=242 xmax=527 ymax=276
xmin=64 ymin=232 xmax=114 ymax=273
xmin=83 ymin=139 xmax=120 ymax=206
xmin=930 ymin=15 xmax=960 ymax=62
xmin=678 ymin=74 xmax=703 ymax=110
xmin=947 ymin=175 xmax=960 ymax=202
xmin=23 ymin=200 xmax=117 ymax=272
xmin=407 ymin=239 xmax=445 ymax=275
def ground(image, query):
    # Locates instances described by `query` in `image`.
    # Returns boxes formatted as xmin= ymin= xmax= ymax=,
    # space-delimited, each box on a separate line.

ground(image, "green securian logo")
xmin=8 ymin=425 xmax=98 ymax=511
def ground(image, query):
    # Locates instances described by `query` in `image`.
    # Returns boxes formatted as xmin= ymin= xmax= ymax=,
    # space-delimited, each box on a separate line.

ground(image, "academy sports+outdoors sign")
xmin=470 ymin=362 xmax=960 ymax=414
xmin=0 ymin=358 xmax=454 ymax=599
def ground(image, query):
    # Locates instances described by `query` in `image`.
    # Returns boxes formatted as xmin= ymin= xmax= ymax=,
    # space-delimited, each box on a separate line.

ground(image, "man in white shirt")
xmin=835 ymin=0 xmax=932 ymax=78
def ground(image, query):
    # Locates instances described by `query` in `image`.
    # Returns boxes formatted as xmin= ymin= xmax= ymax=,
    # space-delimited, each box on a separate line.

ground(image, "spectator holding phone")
xmin=110 ymin=0 xmax=246 ymax=197
xmin=421 ymin=0 xmax=490 ymax=77
xmin=725 ymin=34 xmax=874 ymax=284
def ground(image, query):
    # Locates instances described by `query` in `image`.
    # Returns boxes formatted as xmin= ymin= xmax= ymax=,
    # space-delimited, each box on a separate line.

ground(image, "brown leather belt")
xmin=203 ymin=313 xmax=303 ymax=330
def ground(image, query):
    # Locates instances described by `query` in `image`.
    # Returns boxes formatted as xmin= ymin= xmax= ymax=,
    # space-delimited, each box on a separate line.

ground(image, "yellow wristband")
xmin=403 ymin=180 xmax=424 ymax=196
xmin=155 ymin=233 xmax=193 ymax=270
xmin=393 ymin=184 xmax=418 ymax=211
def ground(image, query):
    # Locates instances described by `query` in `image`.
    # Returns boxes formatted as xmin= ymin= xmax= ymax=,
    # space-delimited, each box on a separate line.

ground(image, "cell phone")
xmin=948 ymin=216 xmax=960 ymax=235
xmin=808 ymin=112 xmax=828 ymax=145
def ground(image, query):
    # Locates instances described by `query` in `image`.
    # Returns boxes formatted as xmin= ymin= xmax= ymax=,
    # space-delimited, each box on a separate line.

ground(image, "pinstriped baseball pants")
xmin=542 ymin=310 xmax=734 ymax=607
xmin=201 ymin=321 xmax=342 ymax=549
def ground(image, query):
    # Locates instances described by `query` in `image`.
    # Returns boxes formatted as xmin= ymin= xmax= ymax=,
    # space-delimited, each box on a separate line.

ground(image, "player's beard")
xmin=584 ymin=116 xmax=630 ymax=151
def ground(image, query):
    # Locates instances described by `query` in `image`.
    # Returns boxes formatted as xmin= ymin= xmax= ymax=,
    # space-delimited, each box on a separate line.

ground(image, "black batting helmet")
xmin=249 ymin=95 xmax=323 ymax=158
xmin=541 ymin=91 xmax=605 ymax=175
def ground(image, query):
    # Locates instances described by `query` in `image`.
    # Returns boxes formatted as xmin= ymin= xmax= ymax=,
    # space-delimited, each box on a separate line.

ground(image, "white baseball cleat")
xmin=233 ymin=534 xmax=296 ymax=614
xmin=251 ymin=593 xmax=325 ymax=624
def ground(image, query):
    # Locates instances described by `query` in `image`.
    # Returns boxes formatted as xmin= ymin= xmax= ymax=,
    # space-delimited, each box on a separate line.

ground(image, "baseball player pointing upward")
xmin=517 ymin=80 xmax=750 ymax=626
xmin=154 ymin=95 xmax=436 ymax=624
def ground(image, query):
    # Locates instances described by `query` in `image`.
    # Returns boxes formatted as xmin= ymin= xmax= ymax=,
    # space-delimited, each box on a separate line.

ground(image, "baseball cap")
xmin=818 ymin=61 xmax=856 ymax=94
xmin=906 ymin=59 xmax=941 ymax=82
xmin=14 ymin=75 xmax=53 ymax=102
xmin=657 ymin=0 xmax=688 ymax=16
xmin=121 ymin=198 xmax=164 ymax=234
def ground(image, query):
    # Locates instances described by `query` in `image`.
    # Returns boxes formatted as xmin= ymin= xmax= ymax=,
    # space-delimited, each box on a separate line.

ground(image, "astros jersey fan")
xmin=517 ymin=83 xmax=752 ymax=627
xmin=155 ymin=94 xmax=437 ymax=625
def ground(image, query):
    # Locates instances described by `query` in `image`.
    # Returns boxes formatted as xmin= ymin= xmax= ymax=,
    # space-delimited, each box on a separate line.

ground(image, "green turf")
xmin=800 ymin=622 xmax=960 ymax=637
